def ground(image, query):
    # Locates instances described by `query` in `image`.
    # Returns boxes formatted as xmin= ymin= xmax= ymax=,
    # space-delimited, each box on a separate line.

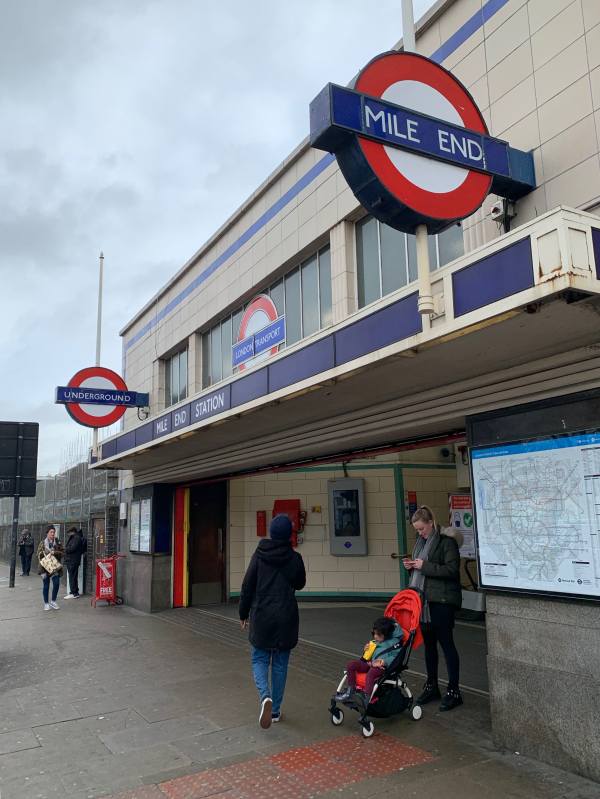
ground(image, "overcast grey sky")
xmin=1 ymin=0 xmax=434 ymax=475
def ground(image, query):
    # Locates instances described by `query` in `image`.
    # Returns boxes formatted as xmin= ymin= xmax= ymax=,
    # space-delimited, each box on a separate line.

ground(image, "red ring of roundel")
xmin=355 ymin=52 xmax=492 ymax=221
xmin=66 ymin=366 xmax=128 ymax=428
xmin=236 ymin=294 xmax=279 ymax=372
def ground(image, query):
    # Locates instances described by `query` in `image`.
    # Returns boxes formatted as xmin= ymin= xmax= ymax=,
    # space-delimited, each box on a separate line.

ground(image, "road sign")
xmin=0 ymin=421 xmax=38 ymax=498
xmin=233 ymin=295 xmax=286 ymax=371
xmin=57 ymin=367 xmax=145 ymax=428
xmin=310 ymin=51 xmax=535 ymax=234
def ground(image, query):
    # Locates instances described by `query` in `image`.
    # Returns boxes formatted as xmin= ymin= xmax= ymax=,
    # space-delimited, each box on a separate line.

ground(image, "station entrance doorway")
xmin=188 ymin=482 xmax=227 ymax=605
xmin=227 ymin=440 xmax=488 ymax=695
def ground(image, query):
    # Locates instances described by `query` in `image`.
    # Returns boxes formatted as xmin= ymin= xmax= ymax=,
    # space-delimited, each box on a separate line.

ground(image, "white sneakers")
xmin=64 ymin=594 xmax=75 ymax=600
xmin=50 ymin=601 xmax=59 ymax=610
xmin=259 ymin=697 xmax=272 ymax=729
xmin=44 ymin=603 xmax=50 ymax=611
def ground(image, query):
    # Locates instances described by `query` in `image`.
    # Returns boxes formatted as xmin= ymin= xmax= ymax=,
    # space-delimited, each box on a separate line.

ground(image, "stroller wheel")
xmin=361 ymin=721 xmax=375 ymax=738
xmin=331 ymin=707 xmax=344 ymax=726
xmin=411 ymin=704 xmax=423 ymax=721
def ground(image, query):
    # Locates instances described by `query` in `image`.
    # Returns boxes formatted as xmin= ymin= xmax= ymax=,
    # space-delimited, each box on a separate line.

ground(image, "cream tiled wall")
xmin=120 ymin=0 xmax=600 ymax=437
xmin=416 ymin=0 xmax=600 ymax=249
xmin=229 ymin=454 xmax=458 ymax=597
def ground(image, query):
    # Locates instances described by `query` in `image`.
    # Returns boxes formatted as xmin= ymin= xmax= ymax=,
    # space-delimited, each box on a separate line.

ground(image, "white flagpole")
xmin=92 ymin=252 xmax=104 ymax=457
xmin=401 ymin=1 xmax=434 ymax=316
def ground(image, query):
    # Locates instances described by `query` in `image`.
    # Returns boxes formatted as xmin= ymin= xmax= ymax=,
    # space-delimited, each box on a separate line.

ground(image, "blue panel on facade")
xmin=101 ymin=439 xmax=117 ymax=459
xmin=135 ymin=423 xmax=153 ymax=446
xmin=232 ymin=336 xmax=254 ymax=368
xmin=269 ymin=336 xmax=335 ymax=393
xmin=592 ymin=228 xmax=600 ymax=280
xmin=335 ymin=293 xmax=422 ymax=365
xmin=231 ymin=368 xmax=269 ymax=407
xmin=452 ymin=237 xmax=534 ymax=317
xmin=254 ymin=317 xmax=286 ymax=355
xmin=116 ymin=430 xmax=136 ymax=454
xmin=171 ymin=403 xmax=191 ymax=431
xmin=154 ymin=413 xmax=172 ymax=439
xmin=191 ymin=386 xmax=231 ymax=422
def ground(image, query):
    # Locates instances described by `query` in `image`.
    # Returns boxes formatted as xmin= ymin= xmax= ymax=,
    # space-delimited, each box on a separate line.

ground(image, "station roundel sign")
xmin=333 ymin=51 xmax=492 ymax=234
xmin=65 ymin=366 xmax=129 ymax=428
xmin=236 ymin=294 xmax=280 ymax=372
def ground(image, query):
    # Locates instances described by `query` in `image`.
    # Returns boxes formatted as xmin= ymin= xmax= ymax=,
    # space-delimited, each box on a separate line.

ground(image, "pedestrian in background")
xmin=37 ymin=525 xmax=64 ymax=611
xmin=239 ymin=514 xmax=306 ymax=729
xmin=64 ymin=527 xmax=85 ymax=599
xmin=18 ymin=529 xmax=35 ymax=576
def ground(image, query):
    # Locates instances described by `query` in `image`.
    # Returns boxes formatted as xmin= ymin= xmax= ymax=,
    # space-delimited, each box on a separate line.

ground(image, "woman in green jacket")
xmin=403 ymin=505 xmax=463 ymax=711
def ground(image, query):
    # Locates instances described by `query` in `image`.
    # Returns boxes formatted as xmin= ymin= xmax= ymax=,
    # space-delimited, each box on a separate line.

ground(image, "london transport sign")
xmin=310 ymin=51 xmax=536 ymax=234
xmin=233 ymin=294 xmax=286 ymax=371
xmin=56 ymin=366 xmax=149 ymax=428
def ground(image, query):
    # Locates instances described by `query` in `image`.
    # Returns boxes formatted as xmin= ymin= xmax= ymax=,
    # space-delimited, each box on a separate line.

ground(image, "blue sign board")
xmin=232 ymin=316 xmax=286 ymax=368
xmin=310 ymin=83 xmax=535 ymax=202
xmin=56 ymin=387 xmax=149 ymax=407
xmin=172 ymin=403 xmax=191 ymax=431
xmin=154 ymin=413 xmax=171 ymax=438
xmin=232 ymin=336 xmax=255 ymax=368
xmin=191 ymin=386 xmax=231 ymax=423
xmin=254 ymin=317 xmax=286 ymax=356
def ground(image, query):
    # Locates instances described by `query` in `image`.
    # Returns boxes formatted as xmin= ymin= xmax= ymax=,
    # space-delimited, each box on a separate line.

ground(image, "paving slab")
xmin=1 ymin=563 xmax=598 ymax=799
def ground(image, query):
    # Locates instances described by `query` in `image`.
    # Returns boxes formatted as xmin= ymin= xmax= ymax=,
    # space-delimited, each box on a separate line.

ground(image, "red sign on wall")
xmin=256 ymin=510 xmax=267 ymax=537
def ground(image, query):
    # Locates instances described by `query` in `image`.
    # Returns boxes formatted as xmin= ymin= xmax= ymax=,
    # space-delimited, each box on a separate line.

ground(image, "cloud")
xmin=1 ymin=0 xmax=435 ymax=474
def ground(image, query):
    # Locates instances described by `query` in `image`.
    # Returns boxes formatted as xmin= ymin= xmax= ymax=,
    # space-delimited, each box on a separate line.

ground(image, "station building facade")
xmin=93 ymin=0 xmax=600 ymax=781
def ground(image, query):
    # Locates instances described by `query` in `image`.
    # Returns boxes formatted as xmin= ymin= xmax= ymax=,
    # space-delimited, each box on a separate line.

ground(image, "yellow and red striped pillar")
xmin=172 ymin=487 xmax=189 ymax=607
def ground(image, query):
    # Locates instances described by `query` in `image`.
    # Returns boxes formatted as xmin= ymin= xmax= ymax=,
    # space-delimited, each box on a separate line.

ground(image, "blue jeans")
xmin=42 ymin=574 xmax=60 ymax=603
xmin=251 ymin=647 xmax=291 ymax=715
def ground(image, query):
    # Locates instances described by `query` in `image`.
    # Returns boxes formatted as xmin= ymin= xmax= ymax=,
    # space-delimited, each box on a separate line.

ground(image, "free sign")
xmin=56 ymin=366 xmax=149 ymax=428
xmin=310 ymin=51 xmax=535 ymax=233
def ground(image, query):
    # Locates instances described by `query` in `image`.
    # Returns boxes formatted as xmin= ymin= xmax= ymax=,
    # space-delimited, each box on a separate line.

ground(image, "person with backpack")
xmin=239 ymin=514 xmax=306 ymax=729
xmin=64 ymin=527 xmax=85 ymax=599
xmin=18 ymin=529 xmax=35 ymax=576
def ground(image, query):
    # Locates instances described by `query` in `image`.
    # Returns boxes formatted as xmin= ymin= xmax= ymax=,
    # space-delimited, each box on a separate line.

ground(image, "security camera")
xmin=490 ymin=201 xmax=505 ymax=221
xmin=490 ymin=199 xmax=517 ymax=221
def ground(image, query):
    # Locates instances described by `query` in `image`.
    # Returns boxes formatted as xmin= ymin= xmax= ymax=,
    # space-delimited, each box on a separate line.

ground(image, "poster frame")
xmin=469 ymin=427 xmax=600 ymax=604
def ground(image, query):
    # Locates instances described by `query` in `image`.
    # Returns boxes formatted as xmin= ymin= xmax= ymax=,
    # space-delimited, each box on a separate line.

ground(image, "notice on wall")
xmin=449 ymin=494 xmax=475 ymax=559
xmin=138 ymin=498 xmax=152 ymax=553
xmin=129 ymin=500 xmax=140 ymax=551
xmin=471 ymin=433 xmax=600 ymax=599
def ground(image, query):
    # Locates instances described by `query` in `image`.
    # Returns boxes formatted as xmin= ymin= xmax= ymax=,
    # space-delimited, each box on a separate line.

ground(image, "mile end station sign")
xmin=310 ymin=51 xmax=535 ymax=234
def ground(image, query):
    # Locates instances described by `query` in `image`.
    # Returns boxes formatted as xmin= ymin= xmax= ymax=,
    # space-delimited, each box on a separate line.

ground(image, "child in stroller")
xmin=329 ymin=588 xmax=424 ymax=737
xmin=335 ymin=616 xmax=403 ymax=704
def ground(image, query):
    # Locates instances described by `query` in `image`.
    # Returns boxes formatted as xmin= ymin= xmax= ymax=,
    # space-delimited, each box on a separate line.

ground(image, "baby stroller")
xmin=328 ymin=588 xmax=424 ymax=738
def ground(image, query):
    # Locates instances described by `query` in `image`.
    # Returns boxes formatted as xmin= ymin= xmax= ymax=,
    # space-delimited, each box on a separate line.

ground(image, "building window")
xmin=356 ymin=217 xmax=464 ymax=308
xmin=201 ymin=245 xmax=332 ymax=389
xmin=165 ymin=349 xmax=187 ymax=407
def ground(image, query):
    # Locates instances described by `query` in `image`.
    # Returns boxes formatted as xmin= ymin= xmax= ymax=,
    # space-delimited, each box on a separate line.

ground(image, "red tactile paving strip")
xmin=106 ymin=733 xmax=433 ymax=799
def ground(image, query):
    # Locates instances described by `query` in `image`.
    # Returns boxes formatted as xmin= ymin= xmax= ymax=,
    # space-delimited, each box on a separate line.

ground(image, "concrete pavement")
xmin=0 ymin=564 xmax=597 ymax=799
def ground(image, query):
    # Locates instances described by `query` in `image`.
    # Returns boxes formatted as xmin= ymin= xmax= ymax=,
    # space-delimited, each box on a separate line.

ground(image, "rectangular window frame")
xmin=164 ymin=348 xmax=188 ymax=408
xmin=356 ymin=217 xmax=463 ymax=310
xmin=199 ymin=243 xmax=332 ymax=389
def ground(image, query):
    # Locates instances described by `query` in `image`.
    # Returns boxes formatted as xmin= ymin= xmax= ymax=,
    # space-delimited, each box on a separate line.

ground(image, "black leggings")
xmin=421 ymin=602 xmax=460 ymax=690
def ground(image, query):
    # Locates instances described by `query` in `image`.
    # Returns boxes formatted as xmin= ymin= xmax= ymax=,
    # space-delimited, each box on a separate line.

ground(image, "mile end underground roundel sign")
xmin=55 ymin=366 xmax=149 ymax=428
xmin=310 ymin=51 xmax=536 ymax=234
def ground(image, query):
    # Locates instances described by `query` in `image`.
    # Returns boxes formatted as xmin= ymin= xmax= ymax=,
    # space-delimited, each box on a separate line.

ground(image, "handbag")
xmin=40 ymin=553 xmax=61 ymax=575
